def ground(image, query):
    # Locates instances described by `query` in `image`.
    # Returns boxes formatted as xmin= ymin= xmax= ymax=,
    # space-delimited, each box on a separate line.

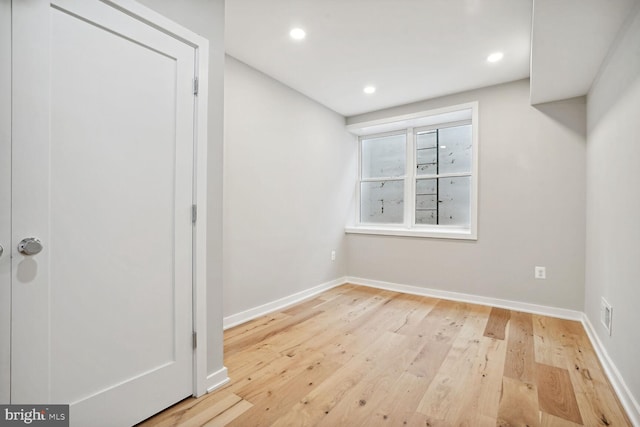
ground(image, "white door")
xmin=11 ymin=1 xmax=197 ymax=425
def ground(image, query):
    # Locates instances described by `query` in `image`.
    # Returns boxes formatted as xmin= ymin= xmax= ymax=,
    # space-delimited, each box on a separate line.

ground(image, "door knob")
xmin=0 ymin=244 xmax=3 ymax=257
xmin=18 ymin=237 xmax=43 ymax=255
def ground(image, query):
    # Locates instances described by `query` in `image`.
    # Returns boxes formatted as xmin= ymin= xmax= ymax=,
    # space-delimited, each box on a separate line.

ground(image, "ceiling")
xmin=530 ymin=0 xmax=637 ymax=104
xmin=225 ymin=0 xmax=638 ymax=117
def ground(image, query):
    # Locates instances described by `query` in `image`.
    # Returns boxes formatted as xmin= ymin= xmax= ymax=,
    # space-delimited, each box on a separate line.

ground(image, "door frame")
xmin=4 ymin=0 xmax=211 ymax=400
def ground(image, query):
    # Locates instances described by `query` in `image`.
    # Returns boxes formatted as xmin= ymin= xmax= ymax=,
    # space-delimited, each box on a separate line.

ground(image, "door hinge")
xmin=192 ymin=204 xmax=197 ymax=224
xmin=193 ymin=77 xmax=199 ymax=96
xmin=193 ymin=331 xmax=197 ymax=349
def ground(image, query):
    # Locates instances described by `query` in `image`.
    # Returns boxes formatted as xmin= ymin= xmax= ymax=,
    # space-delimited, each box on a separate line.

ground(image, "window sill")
xmin=344 ymin=225 xmax=477 ymax=240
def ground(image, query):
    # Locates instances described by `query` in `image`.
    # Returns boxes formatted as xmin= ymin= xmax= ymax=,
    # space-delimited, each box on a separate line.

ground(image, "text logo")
xmin=0 ymin=405 xmax=68 ymax=427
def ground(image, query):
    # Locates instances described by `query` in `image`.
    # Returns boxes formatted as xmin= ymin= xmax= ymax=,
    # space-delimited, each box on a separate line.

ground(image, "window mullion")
xmin=436 ymin=129 xmax=440 ymax=225
xmin=405 ymin=127 xmax=414 ymax=227
xmin=360 ymin=176 xmax=405 ymax=183
xmin=356 ymin=136 xmax=362 ymax=225
xmin=416 ymin=172 xmax=472 ymax=179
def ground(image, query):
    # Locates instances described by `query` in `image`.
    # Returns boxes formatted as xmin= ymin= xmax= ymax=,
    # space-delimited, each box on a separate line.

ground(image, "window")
xmin=360 ymin=132 xmax=406 ymax=224
xmin=346 ymin=103 xmax=478 ymax=239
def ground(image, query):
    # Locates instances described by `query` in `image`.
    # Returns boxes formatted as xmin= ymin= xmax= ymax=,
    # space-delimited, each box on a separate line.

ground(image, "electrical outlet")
xmin=601 ymin=298 xmax=613 ymax=335
xmin=534 ymin=266 xmax=546 ymax=279
xmin=331 ymin=250 xmax=336 ymax=261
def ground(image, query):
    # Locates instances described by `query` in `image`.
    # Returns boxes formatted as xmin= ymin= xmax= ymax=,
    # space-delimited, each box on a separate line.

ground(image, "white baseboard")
xmin=223 ymin=277 xmax=346 ymax=330
xmin=581 ymin=314 xmax=640 ymax=426
xmin=346 ymin=276 xmax=583 ymax=321
xmin=221 ymin=275 xmax=638 ymax=423
xmin=205 ymin=366 xmax=230 ymax=394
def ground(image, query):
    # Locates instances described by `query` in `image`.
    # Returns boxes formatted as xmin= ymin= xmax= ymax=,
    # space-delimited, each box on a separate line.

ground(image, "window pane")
xmin=415 ymin=177 xmax=470 ymax=226
xmin=415 ymin=178 xmax=437 ymax=225
xmin=416 ymin=131 xmax=437 ymax=175
xmin=438 ymin=176 xmax=470 ymax=226
xmin=361 ymin=134 xmax=406 ymax=179
xmin=360 ymin=180 xmax=404 ymax=223
xmin=438 ymin=125 xmax=472 ymax=174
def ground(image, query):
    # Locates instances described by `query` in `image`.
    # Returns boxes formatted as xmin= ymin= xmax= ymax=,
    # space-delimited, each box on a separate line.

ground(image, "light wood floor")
xmin=139 ymin=284 xmax=631 ymax=426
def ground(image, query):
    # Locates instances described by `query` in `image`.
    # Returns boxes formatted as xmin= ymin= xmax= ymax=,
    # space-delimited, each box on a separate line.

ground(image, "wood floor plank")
xmin=227 ymin=358 xmax=341 ymax=426
xmin=137 ymin=397 xmax=200 ymax=427
xmin=224 ymin=308 xmax=324 ymax=357
xmin=224 ymin=312 xmax=290 ymax=342
xmin=537 ymin=363 xmax=583 ymax=424
xmin=281 ymin=296 xmax=327 ymax=316
xmin=179 ymin=394 xmax=249 ymax=427
xmin=224 ymin=287 xmax=390 ymax=379
xmin=540 ymin=412 xmax=583 ymax=427
xmin=314 ymin=332 xmax=411 ymax=426
xmin=484 ymin=307 xmax=511 ymax=340
xmin=201 ymin=399 xmax=252 ymax=427
xmin=416 ymin=304 xmax=490 ymax=421
xmin=140 ymin=285 xmax=631 ymax=427
xmin=554 ymin=320 xmax=632 ymax=426
xmin=497 ymin=376 xmax=541 ymax=427
xmin=457 ymin=337 xmax=507 ymax=426
xmin=532 ymin=315 xmax=630 ymax=425
xmin=504 ymin=310 xmax=536 ymax=383
xmin=269 ymin=331 xmax=404 ymax=427
xmin=140 ymin=393 xmax=250 ymax=427
xmin=405 ymin=299 xmax=468 ymax=378
xmin=532 ymin=315 xmax=569 ymax=368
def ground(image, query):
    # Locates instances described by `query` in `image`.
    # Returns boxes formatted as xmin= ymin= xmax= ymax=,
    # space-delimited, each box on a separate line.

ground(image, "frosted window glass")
xmin=360 ymin=180 xmax=404 ymax=223
xmin=415 ymin=177 xmax=470 ymax=226
xmin=415 ymin=178 xmax=437 ymax=225
xmin=361 ymin=134 xmax=406 ymax=179
xmin=438 ymin=125 xmax=472 ymax=174
xmin=416 ymin=131 xmax=437 ymax=175
xmin=438 ymin=176 xmax=470 ymax=226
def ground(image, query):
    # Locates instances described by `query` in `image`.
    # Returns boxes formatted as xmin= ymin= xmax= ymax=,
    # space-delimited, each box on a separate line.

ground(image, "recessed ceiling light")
xmin=363 ymin=86 xmax=376 ymax=94
xmin=487 ymin=52 xmax=504 ymax=63
xmin=289 ymin=28 xmax=306 ymax=40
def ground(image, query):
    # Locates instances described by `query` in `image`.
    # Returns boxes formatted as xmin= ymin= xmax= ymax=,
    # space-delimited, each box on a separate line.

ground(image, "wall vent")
xmin=600 ymin=298 xmax=613 ymax=336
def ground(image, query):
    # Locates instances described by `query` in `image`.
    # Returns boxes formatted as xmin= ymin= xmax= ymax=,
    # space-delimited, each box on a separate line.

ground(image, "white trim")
xmin=345 ymin=225 xmax=477 ymax=240
xmin=361 ymin=176 xmax=405 ymax=183
xmin=223 ymin=277 xmax=346 ymax=330
xmin=102 ymin=0 xmax=206 ymax=48
xmin=346 ymin=102 xmax=474 ymax=136
xmin=192 ymin=41 xmax=211 ymax=397
xmin=470 ymin=104 xmax=479 ymax=240
xmin=205 ymin=367 xmax=230 ymax=394
xmin=352 ymin=102 xmax=478 ymax=240
xmin=405 ymin=127 xmax=414 ymax=226
xmin=581 ymin=315 xmax=640 ymax=426
xmin=345 ymin=276 xmax=583 ymax=321
xmin=415 ymin=171 xmax=473 ymax=180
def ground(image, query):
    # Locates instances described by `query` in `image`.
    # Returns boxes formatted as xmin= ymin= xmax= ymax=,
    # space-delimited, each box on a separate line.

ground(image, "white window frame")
xmin=346 ymin=102 xmax=478 ymax=240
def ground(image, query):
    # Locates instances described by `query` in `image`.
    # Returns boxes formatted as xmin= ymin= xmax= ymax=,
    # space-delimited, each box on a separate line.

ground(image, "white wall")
xmin=346 ymin=79 xmax=587 ymax=311
xmin=136 ymin=0 xmax=226 ymax=378
xmin=223 ymin=56 xmax=355 ymax=317
xmin=586 ymin=4 xmax=640 ymax=410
